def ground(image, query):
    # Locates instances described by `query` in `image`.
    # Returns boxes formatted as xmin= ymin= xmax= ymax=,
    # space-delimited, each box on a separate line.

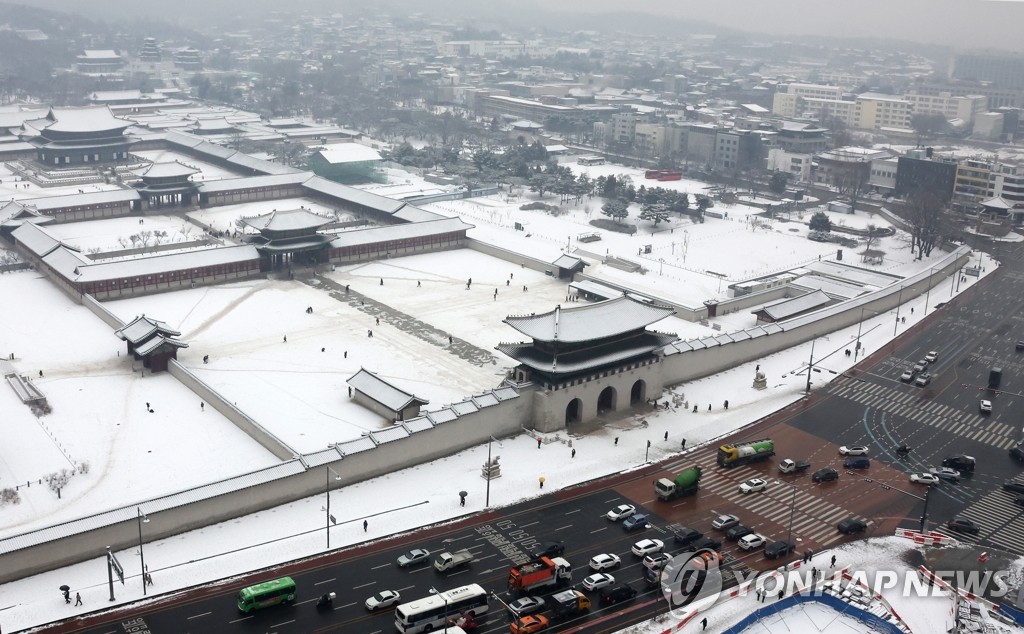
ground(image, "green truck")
xmin=717 ymin=439 xmax=775 ymax=468
xmin=654 ymin=466 xmax=702 ymax=501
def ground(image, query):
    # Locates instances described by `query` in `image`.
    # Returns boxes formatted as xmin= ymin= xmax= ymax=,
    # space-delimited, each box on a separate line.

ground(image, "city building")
xmin=894 ymin=150 xmax=958 ymax=201
xmin=74 ymin=49 xmax=124 ymax=76
xmin=307 ymin=143 xmax=384 ymax=185
xmin=903 ymin=91 xmax=988 ymax=126
xmin=973 ymin=112 xmax=1004 ymax=141
xmin=765 ymin=148 xmax=812 ymax=183
xmin=26 ymin=106 xmax=135 ymax=167
xmin=953 ymin=51 xmax=1024 ymax=90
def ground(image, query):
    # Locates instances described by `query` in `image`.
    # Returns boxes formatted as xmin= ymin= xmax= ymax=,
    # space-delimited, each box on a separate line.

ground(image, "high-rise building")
xmin=953 ymin=52 xmax=1024 ymax=90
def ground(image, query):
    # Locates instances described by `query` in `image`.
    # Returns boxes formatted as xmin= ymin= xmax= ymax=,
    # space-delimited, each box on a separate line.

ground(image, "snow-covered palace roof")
xmin=503 ymin=295 xmax=675 ymax=344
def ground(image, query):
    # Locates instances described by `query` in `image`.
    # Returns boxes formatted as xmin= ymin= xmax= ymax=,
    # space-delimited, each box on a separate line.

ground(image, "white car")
xmin=929 ymin=467 xmax=960 ymax=483
xmin=900 ymin=370 xmax=915 ymax=382
xmin=925 ymin=351 xmax=939 ymax=363
xmin=631 ymin=538 xmax=665 ymax=557
xmin=839 ymin=445 xmax=869 ymax=456
xmin=581 ymin=572 xmax=615 ymax=591
xmin=589 ymin=553 xmax=621 ymax=571
xmin=605 ymin=504 xmax=637 ymax=521
xmin=910 ymin=472 xmax=939 ymax=485
xmin=980 ymin=400 xmax=993 ymax=414
xmin=738 ymin=478 xmax=768 ymax=494
xmin=365 ymin=590 xmax=401 ymax=611
xmin=738 ymin=533 xmax=768 ymax=551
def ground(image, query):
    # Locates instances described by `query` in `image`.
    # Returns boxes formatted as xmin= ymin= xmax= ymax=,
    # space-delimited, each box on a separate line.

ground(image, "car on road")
xmin=589 ymin=553 xmax=621 ymax=571
xmin=581 ymin=573 xmax=616 ymax=591
xmin=689 ymin=536 xmax=723 ymax=552
xmin=946 ymin=517 xmax=980 ymax=535
xmin=725 ymin=525 xmax=754 ymax=541
xmin=529 ymin=541 xmax=566 ymax=559
xmin=925 ymin=351 xmax=939 ymax=363
xmin=913 ymin=360 xmax=929 ymax=373
xmin=900 ymin=369 xmax=916 ymax=382
xmin=1003 ymin=481 xmax=1024 ymax=494
xmin=605 ymin=504 xmax=636 ymax=521
xmin=643 ymin=552 xmax=672 ymax=571
xmin=508 ymin=596 xmax=547 ymax=618
xmin=843 ymin=456 xmax=870 ymax=469
xmin=365 ymin=590 xmax=402 ymax=611
xmin=1015 ymin=496 xmax=1024 ymax=507
xmin=673 ymin=527 xmax=703 ymax=547
xmin=942 ymin=455 xmax=976 ymax=473
xmin=980 ymin=400 xmax=993 ymax=414
xmin=631 ymin=538 xmax=665 ymax=557
xmin=910 ymin=472 xmax=940 ymax=485
xmin=812 ymin=467 xmax=839 ymax=483
xmin=764 ymin=540 xmax=796 ymax=560
xmin=738 ymin=478 xmax=768 ymax=494
xmin=509 ymin=614 xmax=550 ymax=634
xmin=929 ymin=467 xmax=960 ymax=483
xmin=600 ymin=584 xmax=637 ymax=606
xmin=1017 ymin=340 xmax=1024 ymax=352
xmin=839 ymin=445 xmax=869 ymax=456
xmin=711 ymin=514 xmax=740 ymax=530
xmin=738 ymin=533 xmax=768 ymax=551
xmin=622 ymin=513 xmax=649 ymax=532
xmin=837 ymin=518 xmax=868 ymax=534
xmin=396 ymin=548 xmax=430 ymax=568
xmin=915 ymin=373 xmax=932 ymax=387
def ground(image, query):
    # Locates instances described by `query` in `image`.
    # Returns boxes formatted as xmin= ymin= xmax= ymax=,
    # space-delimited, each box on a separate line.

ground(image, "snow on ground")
xmin=43 ymin=214 xmax=204 ymax=253
xmin=0 ymin=163 xmax=123 ymax=203
xmin=0 ymin=252 xmax=1000 ymax=633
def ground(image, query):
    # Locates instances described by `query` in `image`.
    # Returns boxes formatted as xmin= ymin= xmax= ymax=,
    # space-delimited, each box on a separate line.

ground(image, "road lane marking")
xmin=555 ymin=524 xmax=573 ymax=531
xmin=371 ymin=563 xmax=391 ymax=570
xmin=187 ymin=611 xmax=212 ymax=620
xmin=315 ymin=577 xmax=336 ymax=585
xmin=336 ymin=601 xmax=357 ymax=608
xmin=564 ymin=508 xmax=581 ymax=515
xmin=271 ymin=620 xmax=296 ymax=628
xmin=353 ymin=581 xmax=377 ymax=589
xmin=591 ymin=526 xmax=607 ymax=534
xmin=228 ymin=616 xmax=254 ymax=623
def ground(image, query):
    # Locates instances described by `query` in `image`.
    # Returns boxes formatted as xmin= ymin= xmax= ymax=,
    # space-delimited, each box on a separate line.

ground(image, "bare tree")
xmin=863 ymin=224 xmax=879 ymax=251
xmin=833 ymin=160 xmax=870 ymax=213
xmin=904 ymin=188 xmax=947 ymax=258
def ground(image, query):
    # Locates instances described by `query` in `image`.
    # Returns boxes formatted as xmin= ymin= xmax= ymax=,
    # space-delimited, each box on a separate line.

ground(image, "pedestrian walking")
xmin=778 ymin=590 xmax=784 ymax=601
xmin=363 ymin=519 xmax=368 ymax=532
xmin=145 ymin=571 xmax=153 ymax=586
xmin=693 ymin=404 xmax=698 ymax=413
xmin=379 ymin=278 xmax=383 ymax=286
xmin=614 ymin=437 xmax=619 ymax=445
xmin=417 ymin=280 xmax=421 ymax=287
xmin=375 ymin=317 xmax=380 ymax=326
xmin=681 ymin=438 xmax=686 ymax=449
xmin=808 ymin=548 xmax=813 ymax=561
xmin=537 ymin=438 xmax=542 ymax=449
xmin=707 ymin=404 xmax=711 ymax=411
xmin=348 ymin=386 xmax=352 ymax=397
xmin=75 ymin=592 xmax=82 ymax=606
xmin=664 ymin=431 xmax=669 ymax=441
xmin=39 ymin=370 xmax=43 ymax=377
xmin=539 ymin=476 xmax=545 ymax=489
xmin=701 ymin=617 xmax=708 ymax=630
xmin=724 ymin=399 xmax=729 ymax=409
xmin=63 ymin=589 xmax=70 ymax=604
xmin=448 ymin=335 xmax=453 ymax=345
xmin=283 ymin=335 xmax=287 ymax=343
xmin=146 ymin=402 xmax=150 ymax=410
xmin=911 ymin=307 xmax=914 ymax=314
xmin=459 ymin=492 xmax=466 ymax=507
xmin=368 ymin=330 xmax=373 ymax=337
xmin=811 ymin=567 xmax=817 ymax=580
xmin=344 ymin=350 xmax=348 ymax=358
xmin=830 ymin=555 xmax=836 ymax=567
xmin=506 ymin=280 xmax=510 ymax=286
xmin=200 ymin=402 xmax=204 ymax=411
xmin=756 ymin=364 xmax=760 ymax=372
xmin=571 ymin=448 xmax=576 ymax=458
xmin=321 ymin=347 xmax=325 ymax=352
xmin=522 ymin=285 xmax=527 ymax=292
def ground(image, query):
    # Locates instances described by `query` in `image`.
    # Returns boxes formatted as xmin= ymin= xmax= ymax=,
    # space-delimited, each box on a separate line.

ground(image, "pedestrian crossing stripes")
xmin=825 ymin=377 xmax=1017 ymax=451
xmin=931 ymin=488 xmax=1024 ymax=556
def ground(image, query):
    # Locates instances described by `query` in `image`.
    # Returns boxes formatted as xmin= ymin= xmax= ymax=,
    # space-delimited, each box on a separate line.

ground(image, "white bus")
xmin=578 ymin=155 xmax=605 ymax=166
xmin=394 ymin=584 xmax=489 ymax=633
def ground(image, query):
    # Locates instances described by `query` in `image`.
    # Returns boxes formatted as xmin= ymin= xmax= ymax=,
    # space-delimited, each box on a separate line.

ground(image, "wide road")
xmin=55 ymin=243 xmax=1024 ymax=634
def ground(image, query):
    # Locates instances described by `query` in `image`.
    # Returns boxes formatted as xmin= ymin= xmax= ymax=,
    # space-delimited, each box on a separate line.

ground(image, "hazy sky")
xmin=9 ymin=0 xmax=1024 ymax=52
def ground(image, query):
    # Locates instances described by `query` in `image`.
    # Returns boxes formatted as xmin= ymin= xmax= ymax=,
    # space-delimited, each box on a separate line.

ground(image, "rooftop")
xmin=503 ymin=295 xmax=675 ymax=344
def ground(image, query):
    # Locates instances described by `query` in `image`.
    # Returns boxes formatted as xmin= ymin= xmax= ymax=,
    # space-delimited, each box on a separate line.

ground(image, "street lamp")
xmin=924 ymin=265 xmax=939 ymax=315
xmin=136 ymin=507 xmax=149 ymax=596
xmin=892 ymin=284 xmax=905 ymax=337
xmin=862 ymin=478 xmax=932 ymax=533
xmin=430 ymin=587 xmax=449 ymax=633
xmin=854 ymin=306 xmax=881 ymax=360
xmin=325 ymin=465 xmax=342 ymax=549
xmin=805 ymin=337 xmax=817 ymax=394
xmin=774 ymin=480 xmax=798 ymax=547
xmin=485 ymin=435 xmax=499 ymax=508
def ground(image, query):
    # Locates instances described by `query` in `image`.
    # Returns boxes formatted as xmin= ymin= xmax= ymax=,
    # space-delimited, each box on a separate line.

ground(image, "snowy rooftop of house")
xmin=328 ymin=217 xmax=473 ymax=248
xmin=552 ymin=254 xmax=585 ymax=270
xmin=981 ymin=196 xmax=1013 ymax=209
xmin=80 ymin=50 xmax=121 ymax=59
xmin=503 ymin=295 xmax=675 ymax=343
xmin=138 ymin=161 xmax=199 ymax=179
xmin=134 ymin=335 xmax=188 ymax=356
xmin=315 ymin=144 xmax=383 ymax=164
xmin=240 ymin=208 xmax=334 ymax=232
xmin=800 ymin=261 xmax=900 ymax=289
xmin=791 ymin=274 xmax=870 ymax=300
xmin=347 ymin=368 xmax=428 ymax=412
xmin=114 ymin=315 xmax=182 ymax=345
xmin=71 ymin=245 xmax=261 ymax=283
xmin=196 ymin=173 xmax=312 ymax=194
xmin=27 ymin=189 xmax=141 ymax=211
xmin=194 ymin=118 xmax=235 ymax=131
xmin=754 ymin=289 xmax=833 ymax=321
xmin=44 ymin=106 xmax=130 ymax=133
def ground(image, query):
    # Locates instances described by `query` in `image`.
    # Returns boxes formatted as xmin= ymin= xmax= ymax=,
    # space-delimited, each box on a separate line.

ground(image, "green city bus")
xmin=236 ymin=576 xmax=297 ymax=613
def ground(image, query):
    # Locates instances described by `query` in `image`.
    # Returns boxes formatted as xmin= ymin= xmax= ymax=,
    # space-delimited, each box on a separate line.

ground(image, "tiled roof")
xmin=196 ymin=173 xmax=312 ymax=193
xmin=45 ymin=106 xmax=130 ymax=133
xmin=303 ymin=175 xmax=406 ymax=213
xmin=29 ymin=189 xmax=140 ymax=211
xmin=134 ymin=335 xmax=188 ymax=356
xmin=73 ymin=245 xmax=260 ymax=283
xmin=347 ymin=368 xmax=428 ymax=412
xmin=328 ymin=217 xmax=472 ymax=249
xmin=138 ymin=161 xmax=198 ymax=179
xmin=315 ymin=144 xmax=382 ymax=164
xmin=115 ymin=315 xmax=181 ymax=344
xmin=503 ymin=295 xmax=675 ymax=343
xmin=497 ymin=331 xmax=675 ymax=375
xmin=11 ymin=222 xmax=60 ymax=256
xmin=241 ymin=208 xmax=335 ymax=232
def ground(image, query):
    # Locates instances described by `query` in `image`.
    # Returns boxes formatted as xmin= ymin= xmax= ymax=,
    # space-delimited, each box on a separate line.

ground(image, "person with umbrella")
xmin=60 ymin=585 xmax=70 ymax=603
xmin=459 ymin=491 xmax=467 ymax=507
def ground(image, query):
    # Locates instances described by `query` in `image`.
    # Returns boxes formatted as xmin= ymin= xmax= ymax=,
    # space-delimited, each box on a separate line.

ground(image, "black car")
xmin=1012 ymin=446 xmax=1024 ymax=463
xmin=529 ymin=541 xmax=565 ymax=559
xmin=812 ymin=467 xmax=839 ymax=483
xmin=687 ymin=536 xmax=722 ymax=552
xmin=946 ymin=517 xmax=980 ymax=535
xmin=599 ymin=584 xmax=638 ymax=606
xmin=837 ymin=517 xmax=867 ymax=534
xmin=764 ymin=540 xmax=796 ymax=560
xmin=1004 ymin=481 xmax=1024 ymax=494
xmin=1015 ymin=496 xmax=1024 ymax=507
xmin=942 ymin=455 xmax=976 ymax=473
xmin=673 ymin=527 xmax=703 ymax=547
xmin=725 ymin=525 xmax=754 ymax=541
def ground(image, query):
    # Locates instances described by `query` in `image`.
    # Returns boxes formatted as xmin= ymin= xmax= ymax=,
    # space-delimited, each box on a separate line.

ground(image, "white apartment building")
xmin=441 ymin=40 xmax=525 ymax=59
xmin=766 ymin=148 xmax=812 ymax=182
xmin=771 ymin=83 xmax=845 ymax=117
xmin=903 ymin=91 xmax=988 ymax=125
xmin=855 ymin=93 xmax=913 ymax=130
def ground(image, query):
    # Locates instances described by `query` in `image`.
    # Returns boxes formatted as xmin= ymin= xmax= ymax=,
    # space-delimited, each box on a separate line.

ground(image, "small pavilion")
xmin=114 ymin=315 xmax=188 ymax=373
xmin=241 ymin=208 xmax=336 ymax=269
xmin=133 ymin=161 xmax=199 ymax=208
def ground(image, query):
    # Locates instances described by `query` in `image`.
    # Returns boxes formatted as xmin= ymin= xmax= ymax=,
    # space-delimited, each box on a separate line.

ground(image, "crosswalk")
xmin=827 ymin=376 xmax=1018 ymax=450
xmin=667 ymin=446 xmax=859 ymax=549
xmin=931 ymin=484 xmax=1024 ymax=556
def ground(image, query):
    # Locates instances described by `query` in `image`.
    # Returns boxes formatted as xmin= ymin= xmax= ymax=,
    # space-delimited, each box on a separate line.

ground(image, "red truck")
xmin=508 ymin=556 xmax=572 ymax=595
